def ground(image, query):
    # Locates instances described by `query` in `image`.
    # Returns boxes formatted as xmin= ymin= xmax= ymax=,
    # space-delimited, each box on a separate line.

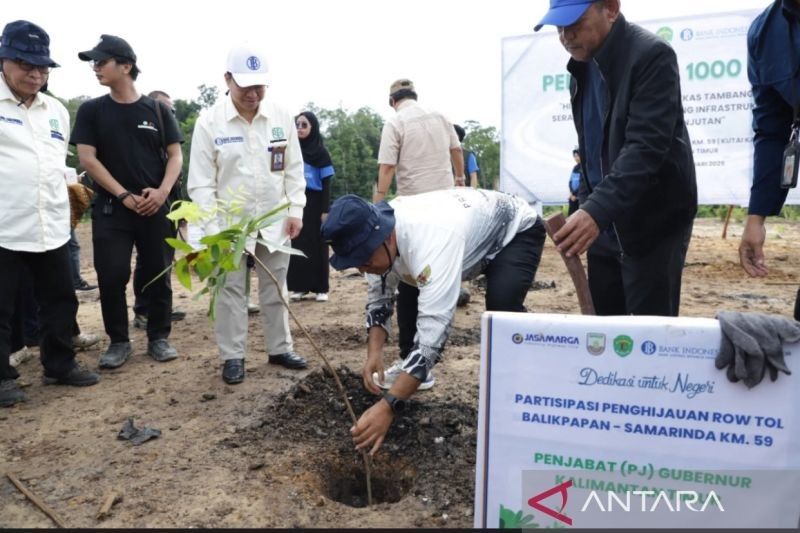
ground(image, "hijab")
xmin=296 ymin=111 xmax=333 ymax=169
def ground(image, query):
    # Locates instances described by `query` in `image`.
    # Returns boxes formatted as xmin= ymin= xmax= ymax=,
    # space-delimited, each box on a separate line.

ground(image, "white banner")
xmin=501 ymin=10 xmax=800 ymax=206
xmin=474 ymin=312 xmax=800 ymax=528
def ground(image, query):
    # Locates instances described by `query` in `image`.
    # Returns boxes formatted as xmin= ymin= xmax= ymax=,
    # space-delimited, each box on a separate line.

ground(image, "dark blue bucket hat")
xmin=321 ymin=195 xmax=396 ymax=271
xmin=0 ymin=20 xmax=59 ymax=67
xmin=534 ymin=0 xmax=596 ymax=32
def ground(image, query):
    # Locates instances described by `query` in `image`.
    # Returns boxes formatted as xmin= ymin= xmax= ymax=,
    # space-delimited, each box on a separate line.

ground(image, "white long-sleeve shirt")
xmin=365 ymin=188 xmax=538 ymax=379
xmin=0 ymin=74 xmax=71 ymax=252
xmin=187 ymin=97 xmax=306 ymax=252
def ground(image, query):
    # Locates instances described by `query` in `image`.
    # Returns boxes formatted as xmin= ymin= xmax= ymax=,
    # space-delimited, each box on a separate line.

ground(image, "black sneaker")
xmin=148 ymin=339 xmax=178 ymax=362
xmin=43 ymin=364 xmax=100 ymax=386
xmin=75 ymin=279 xmax=97 ymax=291
xmin=0 ymin=379 xmax=26 ymax=407
xmin=99 ymin=341 xmax=133 ymax=369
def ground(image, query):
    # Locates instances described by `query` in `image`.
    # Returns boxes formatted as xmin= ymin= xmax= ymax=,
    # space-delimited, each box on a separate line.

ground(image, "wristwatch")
xmin=382 ymin=392 xmax=407 ymax=414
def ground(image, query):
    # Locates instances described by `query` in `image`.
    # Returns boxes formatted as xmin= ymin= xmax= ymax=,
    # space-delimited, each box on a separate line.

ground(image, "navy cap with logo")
xmin=0 ymin=20 xmax=59 ymax=67
xmin=78 ymin=34 xmax=137 ymax=63
xmin=321 ymin=195 xmax=396 ymax=271
xmin=534 ymin=0 xmax=597 ymax=32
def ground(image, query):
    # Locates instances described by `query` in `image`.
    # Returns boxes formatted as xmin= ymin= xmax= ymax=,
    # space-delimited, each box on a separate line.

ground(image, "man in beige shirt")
xmin=373 ymin=79 xmax=465 ymax=202
xmin=370 ymin=79 xmax=466 ymax=391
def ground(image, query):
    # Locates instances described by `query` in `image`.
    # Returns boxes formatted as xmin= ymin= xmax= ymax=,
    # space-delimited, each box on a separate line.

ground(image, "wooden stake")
xmin=6 ymin=472 xmax=66 ymax=528
xmin=543 ymin=213 xmax=595 ymax=315
xmin=96 ymin=490 xmax=121 ymax=520
xmin=722 ymin=205 xmax=735 ymax=239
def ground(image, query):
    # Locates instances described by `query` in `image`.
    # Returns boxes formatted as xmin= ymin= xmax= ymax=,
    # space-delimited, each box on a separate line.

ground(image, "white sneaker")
xmin=372 ymin=360 xmax=435 ymax=391
xmin=289 ymin=291 xmax=307 ymax=301
xmin=315 ymin=293 xmax=329 ymax=302
xmin=72 ymin=333 xmax=101 ymax=350
xmin=10 ymin=347 xmax=33 ymax=367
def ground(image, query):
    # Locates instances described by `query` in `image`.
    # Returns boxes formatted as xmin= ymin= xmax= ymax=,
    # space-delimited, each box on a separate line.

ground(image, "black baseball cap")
xmin=78 ymin=34 xmax=137 ymax=63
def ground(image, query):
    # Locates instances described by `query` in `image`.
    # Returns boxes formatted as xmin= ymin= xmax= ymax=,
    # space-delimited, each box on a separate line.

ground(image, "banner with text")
xmin=500 ymin=10 xmax=800 ymax=207
xmin=474 ymin=313 xmax=800 ymax=528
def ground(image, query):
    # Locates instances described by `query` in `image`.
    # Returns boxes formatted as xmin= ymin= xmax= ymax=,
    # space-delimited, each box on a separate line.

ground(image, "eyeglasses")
xmin=12 ymin=59 xmax=50 ymax=74
xmin=296 ymin=122 xmax=310 ymax=129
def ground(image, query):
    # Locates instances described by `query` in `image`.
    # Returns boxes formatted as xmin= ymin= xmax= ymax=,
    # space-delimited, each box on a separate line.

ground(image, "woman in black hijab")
xmin=288 ymin=111 xmax=335 ymax=301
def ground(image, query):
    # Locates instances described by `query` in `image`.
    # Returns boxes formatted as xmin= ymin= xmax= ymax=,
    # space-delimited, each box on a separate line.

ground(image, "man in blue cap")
xmin=0 ymin=20 xmax=101 ymax=407
xmin=322 ymin=188 xmax=545 ymax=454
xmin=537 ymin=0 xmax=697 ymax=317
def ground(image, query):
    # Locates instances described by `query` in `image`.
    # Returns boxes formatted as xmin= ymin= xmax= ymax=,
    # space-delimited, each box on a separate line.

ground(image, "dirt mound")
xmin=237 ymin=367 xmax=476 ymax=512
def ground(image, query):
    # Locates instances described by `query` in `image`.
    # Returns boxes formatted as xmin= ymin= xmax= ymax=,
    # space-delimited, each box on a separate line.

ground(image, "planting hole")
xmin=318 ymin=454 xmax=416 ymax=508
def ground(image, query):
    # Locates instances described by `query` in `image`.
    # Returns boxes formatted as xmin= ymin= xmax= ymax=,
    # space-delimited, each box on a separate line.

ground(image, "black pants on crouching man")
xmin=92 ymin=198 xmax=176 ymax=344
xmin=398 ymin=219 xmax=547 ymax=357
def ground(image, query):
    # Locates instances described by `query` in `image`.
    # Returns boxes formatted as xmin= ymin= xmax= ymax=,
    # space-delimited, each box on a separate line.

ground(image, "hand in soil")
xmin=351 ymin=399 xmax=394 ymax=455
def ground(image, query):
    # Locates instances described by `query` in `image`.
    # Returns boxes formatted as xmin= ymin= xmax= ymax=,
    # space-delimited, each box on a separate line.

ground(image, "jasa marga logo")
xmin=513 ymin=332 xmax=580 ymax=347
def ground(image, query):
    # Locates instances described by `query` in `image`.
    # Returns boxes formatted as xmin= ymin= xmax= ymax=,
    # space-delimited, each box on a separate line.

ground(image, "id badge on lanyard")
xmin=782 ymin=126 xmax=800 ymax=189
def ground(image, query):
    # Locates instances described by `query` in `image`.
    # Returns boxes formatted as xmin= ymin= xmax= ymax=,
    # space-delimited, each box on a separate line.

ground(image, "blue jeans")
xmin=68 ymin=229 xmax=82 ymax=289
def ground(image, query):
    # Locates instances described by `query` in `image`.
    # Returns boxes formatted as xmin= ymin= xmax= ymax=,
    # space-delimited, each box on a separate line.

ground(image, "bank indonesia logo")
xmin=656 ymin=26 xmax=673 ymax=42
xmin=641 ymin=340 xmax=657 ymax=355
xmin=246 ymin=56 xmax=261 ymax=71
xmin=586 ymin=333 xmax=606 ymax=356
xmin=512 ymin=333 xmax=524 ymax=345
xmin=680 ymin=28 xmax=694 ymax=41
xmin=613 ymin=335 xmax=634 ymax=357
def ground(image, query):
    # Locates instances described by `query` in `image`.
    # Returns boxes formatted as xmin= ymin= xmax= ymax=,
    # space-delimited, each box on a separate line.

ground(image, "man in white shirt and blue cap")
xmin=0 ymin=20 xmax=100 ymax=407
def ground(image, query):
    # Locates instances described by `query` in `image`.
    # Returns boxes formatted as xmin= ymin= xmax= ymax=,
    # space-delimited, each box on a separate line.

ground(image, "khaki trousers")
xmin=215 ymin=244 xmax=292 ymax=361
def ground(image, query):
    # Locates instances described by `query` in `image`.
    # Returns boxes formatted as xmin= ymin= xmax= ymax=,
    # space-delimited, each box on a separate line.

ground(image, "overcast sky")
xmin=4 ymin=0 xmax=768 ymax=128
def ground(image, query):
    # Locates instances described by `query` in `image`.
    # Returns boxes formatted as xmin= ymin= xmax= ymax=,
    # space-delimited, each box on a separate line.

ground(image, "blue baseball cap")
xmin=534 ymin=0 xmax=596 ymax=32
xmin=0 ymin=20 xmax=59 ymax=67
xmin=321 ymin=195 xmax=395 ymax=271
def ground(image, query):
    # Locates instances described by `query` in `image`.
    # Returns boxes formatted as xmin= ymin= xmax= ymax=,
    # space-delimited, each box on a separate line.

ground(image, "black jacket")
xmin=569 ymin=14 xmax=697 ymax=256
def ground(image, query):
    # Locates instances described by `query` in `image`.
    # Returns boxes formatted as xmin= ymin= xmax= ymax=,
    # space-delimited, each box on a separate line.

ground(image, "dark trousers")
xmin=0 ymin=244 xmax=78 ymax=380
xmin=397 ymin=219 xmax=546 ymax=358
xmin=68 ymin=229 xmax=82 ymax=288
xmin=132 ymin=256 xmax=147 ymax=316
xmin=587 ymin=223 xmax=692 ymax=317
xmin=794 ymin=288 xmax=800 ymax=322
xmin=92 ymin=203 xmax=175 ymax=343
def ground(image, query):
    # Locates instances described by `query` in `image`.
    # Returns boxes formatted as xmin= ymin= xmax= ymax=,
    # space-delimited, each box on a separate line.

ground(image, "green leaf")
xmin=167 ymin=200 xmax=205 ymax=223
xmin=175 ymin=259 xmax=192 ymax=290
xmin=166 ymin=237 xmax=195 ymax=253
xmin=194 ymin=256 xmax=215 ymax=280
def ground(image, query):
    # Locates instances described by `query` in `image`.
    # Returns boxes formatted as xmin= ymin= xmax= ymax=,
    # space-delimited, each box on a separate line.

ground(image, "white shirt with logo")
xmin=0 ymin=74 xmax=71 ymax=252
xmin=187 ymin=97 xmax=306 ymax=251
xmin=365 ymin=188 xmax=538 ymax=380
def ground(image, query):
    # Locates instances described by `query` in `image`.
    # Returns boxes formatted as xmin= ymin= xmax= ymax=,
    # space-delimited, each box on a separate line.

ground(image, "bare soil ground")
xmin=1 ymin=218 xmax=798 ymax=528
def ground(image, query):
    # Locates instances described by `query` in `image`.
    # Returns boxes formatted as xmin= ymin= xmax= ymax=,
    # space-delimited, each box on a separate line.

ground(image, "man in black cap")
xmin=71 ymin=35 xmax=184 ymax=370
xmin=0 ymin=20 xmax=100 ymax=407
xmin=321 ymin=189 xmax=545 ymax=454
xmin=536 ymin=0 xmax=697 ymax=317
